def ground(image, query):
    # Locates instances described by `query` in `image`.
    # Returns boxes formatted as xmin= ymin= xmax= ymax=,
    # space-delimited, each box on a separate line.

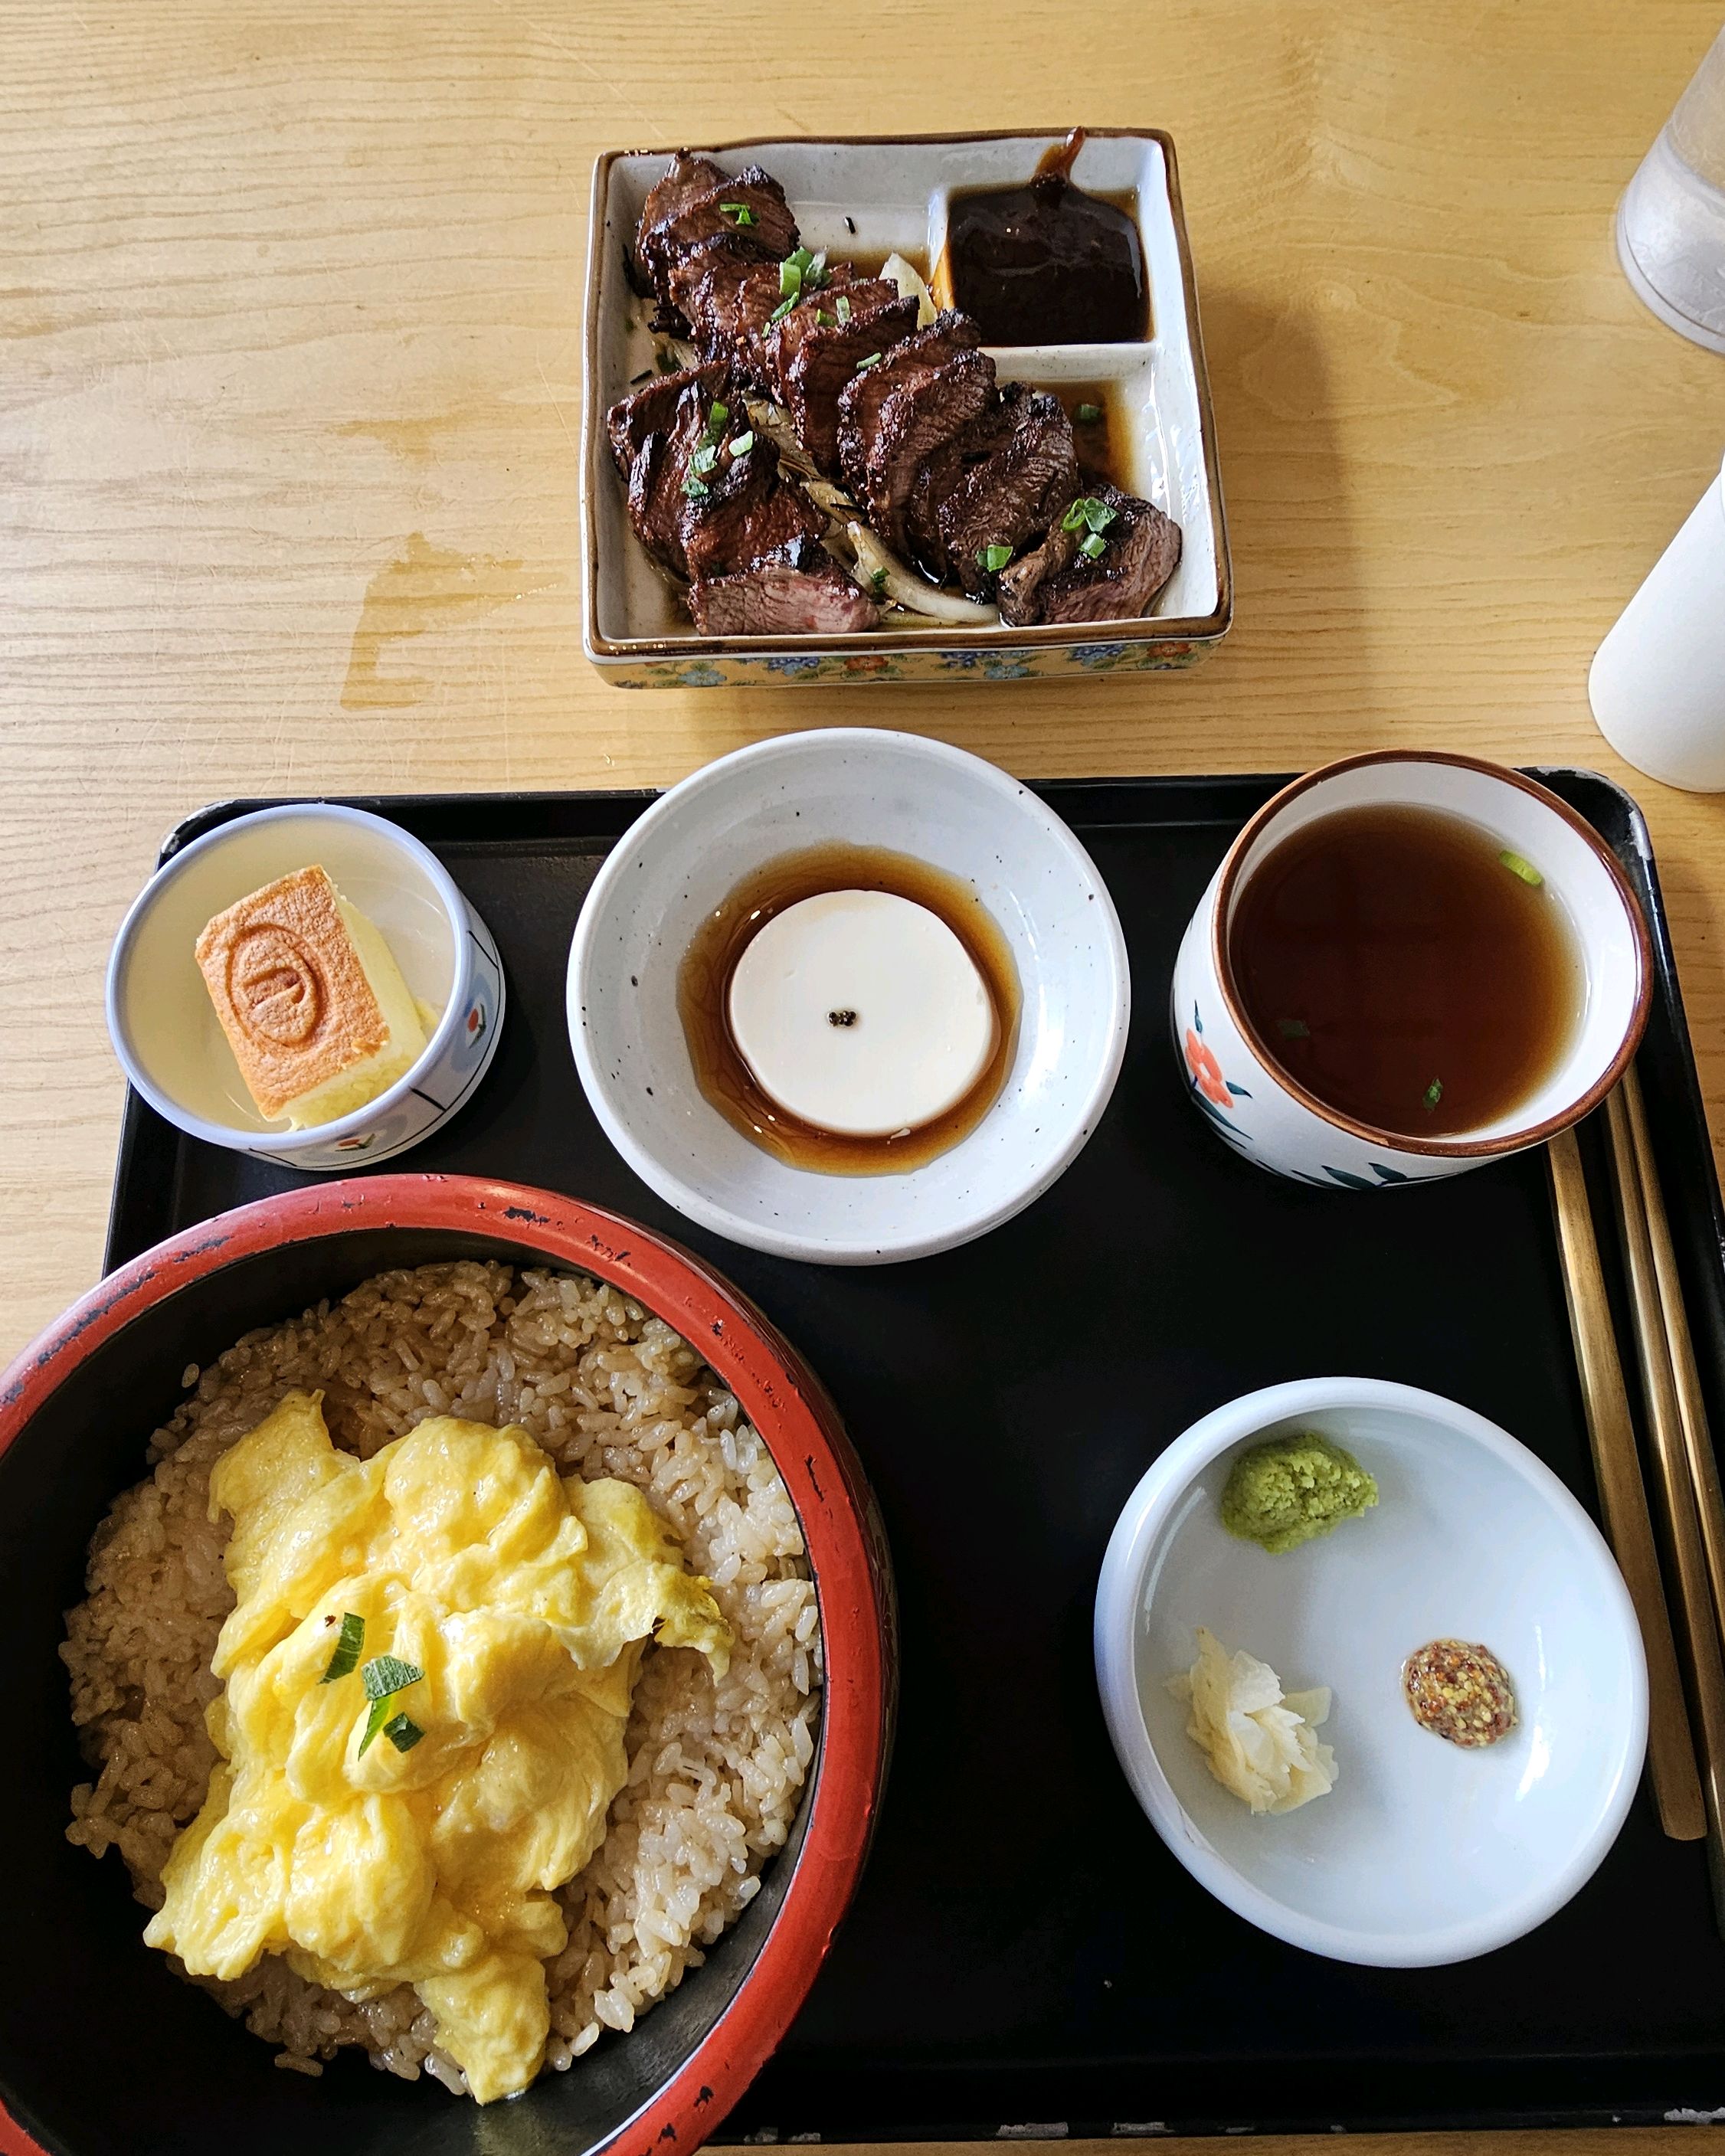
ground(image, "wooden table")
xmin=6 ymin=1 xmax=1725 ymax=2146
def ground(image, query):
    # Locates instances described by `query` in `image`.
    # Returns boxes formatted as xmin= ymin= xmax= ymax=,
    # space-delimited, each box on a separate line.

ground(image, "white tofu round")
xmin=727 ymin=889 xmax=998 ymax=1138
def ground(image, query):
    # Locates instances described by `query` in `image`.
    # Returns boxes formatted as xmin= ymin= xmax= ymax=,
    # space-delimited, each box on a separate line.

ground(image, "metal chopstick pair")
xmin=1549 ymin=1063 xmax=1725 ymax=1929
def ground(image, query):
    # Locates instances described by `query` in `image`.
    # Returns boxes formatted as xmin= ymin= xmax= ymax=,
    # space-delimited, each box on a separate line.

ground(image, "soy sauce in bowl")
xmin=944 ymin=130 xmax=1147 ymax=345
xmin=1227 ymin=805 xmax=1585 ymax=1138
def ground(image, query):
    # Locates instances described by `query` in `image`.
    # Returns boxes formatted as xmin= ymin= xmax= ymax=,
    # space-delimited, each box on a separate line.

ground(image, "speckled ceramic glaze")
xmin=567 ymin=729 xmax=1131 ymax=1264
xmin=1170 ymin=753 xmax=1652 ymax=1187
xmin=582 ymin=131 xmax=1231 ymax=684
xmin=106 ymin=803 xmax=505 ymax=1171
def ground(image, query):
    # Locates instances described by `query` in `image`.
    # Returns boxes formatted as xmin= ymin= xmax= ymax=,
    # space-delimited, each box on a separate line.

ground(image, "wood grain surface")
xmin=7 ymin=2 xmax=1725 ymax=2142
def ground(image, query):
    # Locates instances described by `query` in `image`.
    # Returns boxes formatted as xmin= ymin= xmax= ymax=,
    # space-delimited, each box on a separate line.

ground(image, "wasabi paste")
xmin=1219 ymin=1434 xmax=1378 ymax=1554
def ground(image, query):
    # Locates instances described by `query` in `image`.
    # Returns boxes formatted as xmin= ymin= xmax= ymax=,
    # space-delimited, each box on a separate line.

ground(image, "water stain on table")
xmin=342 ymin=532 xmax=559 ymax=709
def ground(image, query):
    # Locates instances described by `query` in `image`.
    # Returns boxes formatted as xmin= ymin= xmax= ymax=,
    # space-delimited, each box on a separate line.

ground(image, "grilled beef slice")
xmin=637 ymin=166 xmax=798 ymax=306
xmin=902 ymin=384 xmax=1023 ymax=581
xmin=689 ymin=540 xmax=881 ymax=635
xmin=629 ymin=154 xmax=725 ymax=290
xmin=666 ymin=248 xmax=786 ymax=376
xmin=781 ymin=296 xmax=921 ymax=476
xmin=835 ymin=311 xmax=982 ymax=497
xmin=938 ymin=391 xmax=1078 ymax=596
xmin=680 ymin=440 xmax=826 ymax=584
xmin=996 ymin=479 xmax=1183 ymax=626
xmin=862 ymin=346 xmax=998 ymax=558
xmin=764 ymin=276 xmax=898 ymax=402
xmin=624 ymin=384 xmax=714 ymax=577
xmin=606 ymin=362 xmax=730 ymax=478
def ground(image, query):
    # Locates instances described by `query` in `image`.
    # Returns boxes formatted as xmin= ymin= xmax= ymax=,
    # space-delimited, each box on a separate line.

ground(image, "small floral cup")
xmin=1170 ymin=753 xmax=1651 ymax=1188
xmin=108 ymin=803 xmax=505 ymax=1171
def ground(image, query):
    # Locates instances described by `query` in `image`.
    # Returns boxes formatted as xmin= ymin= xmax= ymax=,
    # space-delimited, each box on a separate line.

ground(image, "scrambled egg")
xmin=146 ymin=1392 xmax=731 ymax=2103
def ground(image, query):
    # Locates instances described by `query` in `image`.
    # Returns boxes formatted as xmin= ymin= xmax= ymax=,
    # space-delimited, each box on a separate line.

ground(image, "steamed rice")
xmin=60 ymin=1261 xmax=822 ymax=2092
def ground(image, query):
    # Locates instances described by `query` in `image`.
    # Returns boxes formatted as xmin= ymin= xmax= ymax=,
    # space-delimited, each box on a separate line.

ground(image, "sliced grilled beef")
xmin=624 ymin=381 xmax=713 ymax=578
xmin=666 ymin=248 xmax=783 ymax=375
xmin=862 ymin=347 xmax=998 ymax=557
xmin=938 ymin=391 xmax=1077 ymax=596
xmin=629 ymin=154 xmax=725 ymax=290
xmin=904 ymin=382 xmax=1026 ymax=581
xmin=997 ymin=479 xmax=1183 ymax=626
xmin=690 ymin=540 xmax=880 ymax=635
xmin=764 ymin=275 xmax=896 ymax=396
xmin=606 ymin=361 xmax=729 ymax=479
xmin=834 ymin=311 xmax=982 ymax=496
xmin=781 ymin=296 xmax=920 ymax=476
xmin=637 ymin=166 xmax=797 ymax=306
xmin=681 ymin=443 xmax=826 ymax=584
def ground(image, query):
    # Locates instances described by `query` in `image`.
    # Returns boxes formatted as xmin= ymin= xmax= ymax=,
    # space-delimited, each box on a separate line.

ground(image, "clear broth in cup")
xmin=1228 ymin=804 xmax=1585 ymax=1137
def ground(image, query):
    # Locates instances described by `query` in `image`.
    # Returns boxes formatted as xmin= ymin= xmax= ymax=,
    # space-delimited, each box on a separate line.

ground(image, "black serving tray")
xmin=105 ymin=774 xmax=1725 ymax=2140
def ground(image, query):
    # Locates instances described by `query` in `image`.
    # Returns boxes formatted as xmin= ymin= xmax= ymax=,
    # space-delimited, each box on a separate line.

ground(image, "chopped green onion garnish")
xmin=769 ymin=295 xmax=796 ymax=325
xmin=1075 ymin=401 xmax=1102 ymax=423
xmin=778 ymin=257 xmax=802 ymax=299
xmin=1499 ymin=850 xmax=1543 ymax=888
xmin=977 ymin=543 xmax=1013 ymax=573
xmin=1062 ymin=495 xmax=1118 ymax=535
xmin=719 ymin=202 xmax=755 ymax=227
xmin=1276 ymin=1019 xmax=1311 ymax=1040
xmin=854 ymin=352 xmax=882 ymax=370
xmin=691 ymin=443 xmax=719 ymax=476
xmin=817 ymin=309 xmax=836 ymax=326
xmin=836 ymin=293 xmax=852 ymax=322
xmin=656 ymin=350 xmax=679 ymax=374
xmin=728 ymin=430 xmax=754 ymax=456
xmin=785 ymin=246 xmax=813 ymax=277
xmin=701 ymin=401 xmax=729 ymax=442
xmin=869 ymin=566 xmax=888 ymax=594
xmin=362 ymin=1654 xmax=424 ymax=1701
xmin=384 ymin=1713 xmax=424 ymax=1753
xmin=1423 ymin=1078 xmax=1444 ymax=1112
xmin=682 ymin=473 xmax=710 ymax=498
xmin=358 ymin=1694 xmax=392 ymax=1756
xmin=1079 ymin=531 xmax=1108 ymax=560
xmin=319 ymin=1612 xmax=365 ymax=1683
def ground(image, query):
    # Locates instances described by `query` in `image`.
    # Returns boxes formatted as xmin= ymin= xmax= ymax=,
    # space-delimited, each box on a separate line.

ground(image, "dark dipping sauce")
xmin=1228 ymin=804 xmax=1583 ymax=1139
xmin=946 ymin=131 xmax=1147 ymax=345
xmin=678 ymin=842 xmax=1020 ymax=1176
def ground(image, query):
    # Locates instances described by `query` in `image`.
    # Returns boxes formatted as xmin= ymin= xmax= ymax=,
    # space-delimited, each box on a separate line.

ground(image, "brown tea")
xmin=1227 ymin=804 xmax=1584 ymax=1137
xmin=679 ymin=843 xmax=1020 ymax=1175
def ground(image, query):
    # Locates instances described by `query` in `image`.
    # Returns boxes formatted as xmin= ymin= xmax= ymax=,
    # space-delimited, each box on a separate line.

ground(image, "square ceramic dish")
xmin=581 ymin=131 xmax=1232 ymax=687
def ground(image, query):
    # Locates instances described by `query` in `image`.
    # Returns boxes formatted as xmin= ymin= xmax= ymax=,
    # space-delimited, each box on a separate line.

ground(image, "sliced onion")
xmin=846 ymin=522 xmax=998 ymax=625
xmin=743 ymin=398 xmax=820 ymax=480
xmin=882 ymin=252 xmax=938 ymax=329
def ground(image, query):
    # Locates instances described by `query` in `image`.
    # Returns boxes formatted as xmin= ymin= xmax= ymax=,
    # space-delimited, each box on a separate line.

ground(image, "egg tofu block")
xmin=146 ymin=1393 xmax=732 ymax=2103
xmin=194 ymin=865 xmax=430 ymax=1127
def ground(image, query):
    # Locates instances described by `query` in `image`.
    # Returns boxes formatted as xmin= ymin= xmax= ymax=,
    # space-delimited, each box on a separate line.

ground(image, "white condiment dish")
xmin=1094 ymin=1377 xmax=1648 ymax=1967
xmin=567 ymin=728 xmax=1130 ymax=1264
xmin=106 ymin=803 xmax=505 ymax=1170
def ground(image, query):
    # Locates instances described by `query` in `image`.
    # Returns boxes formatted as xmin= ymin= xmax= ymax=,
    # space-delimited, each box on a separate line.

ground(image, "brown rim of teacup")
xmin=1209 ymin=751 xmax=1655 ymax=1159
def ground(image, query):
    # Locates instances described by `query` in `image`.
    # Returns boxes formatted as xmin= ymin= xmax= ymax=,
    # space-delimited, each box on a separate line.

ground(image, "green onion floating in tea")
xmin=1075 ymin=402 xmax=1103 ymax=423
xmin=1423 ymin=1078 xmax=1445 ymax=1112
xmin=1276 ymin=1019 xmax=1311 ymax=1040
xmin=1498 ymin=850 xmax=1543 ymax=888
xmin=719 ymin=201 xmax=756 ymax=227
xmin=319 ymin=1611 xmax=365 ymax=1683
xmin=977 ymin=543 xmax=1013 ymax=573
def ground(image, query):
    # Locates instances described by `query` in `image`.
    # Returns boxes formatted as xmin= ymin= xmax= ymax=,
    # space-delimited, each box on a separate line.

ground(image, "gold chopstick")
xmin=1547 ymin=1122 xmax=1704 ymax=1841
xmin=1621 ymin=1062 xmax=1725 ymax=1644
xmin=1602 ymin=1082 xmax=1725 ymax=1926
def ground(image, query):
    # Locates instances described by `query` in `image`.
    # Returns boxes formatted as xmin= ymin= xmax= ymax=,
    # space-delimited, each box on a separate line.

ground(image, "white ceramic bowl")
xmin=107 ymin=803 xmax=505 ymax=1170
xmin=1094 ymin=1377 xmax=1648 ymax=1967
xmin=567 ymin=729 xmax=1131 ymax=1264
